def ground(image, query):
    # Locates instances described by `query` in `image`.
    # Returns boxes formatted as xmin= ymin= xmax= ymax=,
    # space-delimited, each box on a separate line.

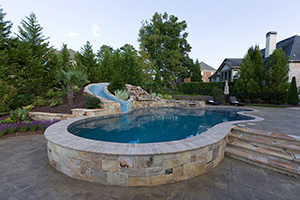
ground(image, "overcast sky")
xmin=2 ymin=0 xmax=300 ymax=69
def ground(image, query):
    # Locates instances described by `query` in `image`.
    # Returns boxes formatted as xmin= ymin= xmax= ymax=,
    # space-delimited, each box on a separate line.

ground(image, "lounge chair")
xmin=230 ymin=96 xmax=246 ymax=106
xmin=207 ymin=96 xmax=222 ymax=105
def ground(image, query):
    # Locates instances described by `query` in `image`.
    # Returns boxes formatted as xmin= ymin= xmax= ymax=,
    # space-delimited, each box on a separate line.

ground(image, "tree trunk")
xmin=67 ymin=83 xmax=74 ymax=105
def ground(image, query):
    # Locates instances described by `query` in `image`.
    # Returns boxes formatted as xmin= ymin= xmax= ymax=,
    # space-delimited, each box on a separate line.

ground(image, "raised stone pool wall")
xmin=45 ymin=108 xmax=262 ymax=186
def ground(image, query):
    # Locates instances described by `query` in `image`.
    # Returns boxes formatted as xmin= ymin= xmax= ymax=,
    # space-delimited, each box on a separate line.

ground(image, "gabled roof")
xmin=200 ymin=62 xmax=215 ymax=71
xmin=215 ymin=58 xmax=243 ymax=73
xmin=261 ymin=35 xmax=300 ymax=61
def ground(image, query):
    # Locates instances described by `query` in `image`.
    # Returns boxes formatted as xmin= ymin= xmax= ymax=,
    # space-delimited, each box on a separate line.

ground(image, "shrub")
xmin=85 ymin=95 xmax=101 ymax=109
xmin=49 ymin=98 xmax=63 ymax=107
xmin=34 ymin=96 xmax=48 ymax=106
xmin=211 ymin=87 xmax=223 ymax=101
xmin=8 ymin=108 xmax=30 ymax=123
xmin=286 ymin=77 xmax=299 ymax=105
xmin=181 ymin=82 xmax=225 ymax=95
xmin=108 ymin=73 xmax=126 ymax=93
xmin=9 ymin=94 xmax=34 ymax=110
xmin=0 ymin=81 xmax=16 ymax=113
xmin=114 ymin=89 xmax=128 ymax=101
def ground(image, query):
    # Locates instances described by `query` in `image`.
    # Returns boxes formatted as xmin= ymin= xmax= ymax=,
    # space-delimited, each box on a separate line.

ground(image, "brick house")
xmin=184 ymin=62 xmax=216 ymax=82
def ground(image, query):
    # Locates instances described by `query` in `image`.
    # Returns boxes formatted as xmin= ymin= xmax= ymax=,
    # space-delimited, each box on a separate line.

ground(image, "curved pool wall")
xmin=87 ymin=83 xmax=130 ymax=113
xmin=45 ymin=107 xmax=263 ymax=186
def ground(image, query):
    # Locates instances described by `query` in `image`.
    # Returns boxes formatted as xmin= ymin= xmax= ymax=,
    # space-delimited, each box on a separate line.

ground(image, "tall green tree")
xmin=263 ymin=48 xmax=289 ymax=102
xmin=75 ymin=41 xmax=99 ymax=83
xmin=0 ymin=7 xmax=12 ymax=45
xmin=286 ymin=77 xmax=299 ymax=105
xmin=97 ymin=44 xmax=113 ymax=60
xmin=138 ymin=12 xmax=192 ymax=90
xmin=191 ymin=59 xmax=202 ymax=82
xmin=58 ymin=43 xmax=72 ymax=71
xmin=99 ymin=47 xmax=113 ymax=82
xmin=11 ymin=12 xmax=58 ymax=96
xmin=237 ymin=46 xmax=263 ymax=99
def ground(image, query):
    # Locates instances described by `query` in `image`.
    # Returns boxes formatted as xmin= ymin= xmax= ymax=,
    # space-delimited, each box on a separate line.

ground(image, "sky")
xmin=2 ymin=0 xmax=300 ymax=69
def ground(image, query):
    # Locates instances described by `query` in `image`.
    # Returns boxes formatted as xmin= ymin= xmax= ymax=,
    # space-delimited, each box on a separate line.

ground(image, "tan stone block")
xmin=107 ymin=172 xmax=128 ymax=186
xmin=181 ymin=151 xmax=191 ymax=164
xmin=173 ymin=166 xmax=183 ymax=177
xmin=134 ymin=156 xmax=154 ymax=168
xmin=196 ymin=153 xmax=207 ymax=163
xmin=213 ymin=156 xmax=222 ymax=168
xmin=129 ymin=168 xmax=146 ymax=177
xmin=53 ymin=153 xmax=59 ymax=163
xmin=129 ymin=177 xmax=151 ymax=186
xmin=207 ymin=151 xmax=213 ymax=163
xmin=146 ymin=167 xmax=164 ymax=176
xmin=195 ymin=163 xmax=206 ymax=176
xmin=165 ymin=158 xmax=180 ymax=169
xmin=102 ymin=154 xmax=118 ymax=160
xmin=153 ymin=155 xmax=164 ymax=166
xmin=91 ymin=160 xmax=102 ymax=170
xmin=177 ymin=174 xmax=189 ymax=181
xmin=118 ymin=156 xmax=134 ymax=168
xmin=151 ymin=175 xmax=166 ymax=186
xmin=183 ymin=163 xmax=195 ymax=175
xmin=102 ymin=160 xmax=118 ymax=172
xmin=165 ymin=174 xmax=177 ymax=183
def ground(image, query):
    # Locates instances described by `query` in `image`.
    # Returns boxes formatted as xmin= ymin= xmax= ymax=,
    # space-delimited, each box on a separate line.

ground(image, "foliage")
xmin=56 ymin=69 xmax=89 ymax=104
xmin=22 ymin=104 xmax=34 ymax=111
xmin=211 ymin=87 xmax=223 ymax=102
xmin=84 ymin=95 xmax=101 ymax=109
xmin=75 ymin=41 xmax=99 ymax=83
xmin=0 ymin=80 xmax=16 ymax=112
xmin=58 ymin=43 xmax=72 ymax=71
xmin=99 ymin=46 xmax=114 ymax=82
xmin=8 ymin=108 xmax=30 ymax=123
xmin=34 ymin=96 xmax=48 ymax=106
xmin=181 ymin=82 xmax=225 ymax=95
xmin=286 ymin=77 xmax=299 ymax=105
xmin=263 ymin=48 xmax=289 ymax=102
xmin=191 ymin=59 xmax=202 ymax=82
xmin=237 ymin=46 xmax=263 ymax=99
xmin=0 ymin=119 xmax=60 ymax=137
xmin=108 ymin=72 xmax=126 ymax=93
xmin=138 ymin=12 xmax=192 ymax=90
xmin=97 ymin=44 xmax=113 ymax=60
xmin=114 ymin=89 xmax=129 ymax=101
xmin=0 ymin=6 xmax=12 ymax=43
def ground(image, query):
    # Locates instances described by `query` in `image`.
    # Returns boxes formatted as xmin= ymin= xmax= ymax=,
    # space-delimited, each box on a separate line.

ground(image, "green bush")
xmin=108 ymin=73 xmax=125 ymax=93
xmin=181 ymin=82 xmax=225 ymax=95
xmin=9 ymin=94 xmax=34 ymax=110
xmin=286 ymin=77 xmax=299 ymax=105
xmin=49 ymin=98 xmax=63 ymax=107
xmin=85 ymin=95 xmax=101 ymax=109
xmin=0 ymin=81 xmax=16 ymax=112
xmin=8 ymin=108 xmax=30 ymax=123
xmin=34 ymin=96 xmax=48 ymax=106
xmin=114 ymin=89 xmax=128 ymax=101
xmin=211 ymin=87 xmax=223 ymax=101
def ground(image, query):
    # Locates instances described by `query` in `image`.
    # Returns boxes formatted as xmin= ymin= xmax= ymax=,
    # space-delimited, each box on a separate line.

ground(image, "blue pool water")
xmin=68 ymin=108 xmax=253 ymax=143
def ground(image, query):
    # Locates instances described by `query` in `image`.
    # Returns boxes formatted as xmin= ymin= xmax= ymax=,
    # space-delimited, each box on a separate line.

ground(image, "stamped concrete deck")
xmin=1 ymin=106 xmax=300 ymax=199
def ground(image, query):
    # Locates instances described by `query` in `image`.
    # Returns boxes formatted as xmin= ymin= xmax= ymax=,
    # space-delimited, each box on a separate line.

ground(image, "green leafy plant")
xmin=85 ymin=95 xmax=101 ymax=109
xmin=34 ymin=96 xmax=48 ymax=106
xmin=286 ymin=77 xmax=299 ymax=105
xmin=49 ymin=98 xmax=63 ymax=107
xmin=211 ymin=87 xmax=223 ymax=102
xmin=114 ymin=89 xmax=128 ymax=101
xmin=9 ymin=108 xmax=30 ymax=123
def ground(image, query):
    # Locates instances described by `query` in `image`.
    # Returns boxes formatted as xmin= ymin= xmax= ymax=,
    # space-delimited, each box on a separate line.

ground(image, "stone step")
xmin=232 ymin=127 xmax=300 ymax=144
xmin=227 ymin=139 xmax=298 ymax=163
xmin=225 ymin=147 xmax=300 ymax=177
xmin=230 ymin=130 xmax=300 ymax=154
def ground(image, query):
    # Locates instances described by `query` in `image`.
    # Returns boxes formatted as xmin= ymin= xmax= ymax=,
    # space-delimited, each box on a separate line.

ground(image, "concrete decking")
xmin=1 ymin=135 xmax=300 ymax=200
xmin=1 ymin=106 xmax=300 ymax=199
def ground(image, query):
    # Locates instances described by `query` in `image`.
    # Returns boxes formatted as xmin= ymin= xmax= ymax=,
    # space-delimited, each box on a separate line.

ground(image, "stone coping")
xmin=44 ymin=107 xmax=263 ymax=156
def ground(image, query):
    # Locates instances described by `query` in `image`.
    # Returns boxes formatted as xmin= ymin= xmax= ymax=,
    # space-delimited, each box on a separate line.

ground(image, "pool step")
xmin=226 ymin=127 xmax=300 ymax=177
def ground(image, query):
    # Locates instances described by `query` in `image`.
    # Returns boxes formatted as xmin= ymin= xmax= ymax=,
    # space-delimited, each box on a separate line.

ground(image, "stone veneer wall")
xmin=47 ymin=137 xmax=227 ymax=186
xmin=289 ymin=62 xmax=300 ymax=89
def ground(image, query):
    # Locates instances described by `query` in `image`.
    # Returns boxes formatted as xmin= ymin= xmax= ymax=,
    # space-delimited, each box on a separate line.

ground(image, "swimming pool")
xmin=69 ymin=108 xmax=253 ymax=143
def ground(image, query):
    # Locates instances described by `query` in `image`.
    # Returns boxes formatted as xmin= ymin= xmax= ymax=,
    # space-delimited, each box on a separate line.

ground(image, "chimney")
xmin=265 ymin=31 xmax=277 ymax=58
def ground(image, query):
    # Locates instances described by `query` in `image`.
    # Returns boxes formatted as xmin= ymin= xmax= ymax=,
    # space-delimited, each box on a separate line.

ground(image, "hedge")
xmin=181 ymin=82 xmax=225 ymax=95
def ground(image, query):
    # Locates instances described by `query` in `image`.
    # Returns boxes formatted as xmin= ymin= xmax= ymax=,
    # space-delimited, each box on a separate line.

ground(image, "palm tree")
xmin=57 ymin=70 xmax=89 ymax=104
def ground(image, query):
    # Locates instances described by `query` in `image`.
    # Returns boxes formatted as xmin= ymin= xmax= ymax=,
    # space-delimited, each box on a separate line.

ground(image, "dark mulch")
xmin=31 ymin=88 xmax=85 ymax=114
xmin=0 ymin=130 xmax=44 ymax=140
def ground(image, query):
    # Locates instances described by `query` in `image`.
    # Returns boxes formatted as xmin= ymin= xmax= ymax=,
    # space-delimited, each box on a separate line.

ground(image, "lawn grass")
xmin=248 ymin=104 xmax=286 ymax=108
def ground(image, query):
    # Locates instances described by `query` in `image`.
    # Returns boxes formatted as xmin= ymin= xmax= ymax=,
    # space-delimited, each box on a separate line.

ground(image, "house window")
xmin=232 ymin=70 xmax=239 ymax=79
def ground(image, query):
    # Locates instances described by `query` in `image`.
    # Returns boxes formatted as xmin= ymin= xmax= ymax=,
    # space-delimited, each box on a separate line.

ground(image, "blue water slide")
xmin=87 ymin=83 xmax=130 ymax=113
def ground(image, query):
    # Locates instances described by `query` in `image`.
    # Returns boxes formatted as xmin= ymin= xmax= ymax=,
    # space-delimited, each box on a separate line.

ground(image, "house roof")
xmin=261 ymin=35 xmax=300 ymax=61
xmin=200 ymin=62 xmax=215 ymax=71
xmin=209 ymin=58 xmax=243 ymax=79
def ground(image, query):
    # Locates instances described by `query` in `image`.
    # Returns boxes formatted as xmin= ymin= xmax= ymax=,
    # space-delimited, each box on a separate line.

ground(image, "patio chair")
xmin=229 ymin=96 xmax=246 ymax=106
xmin=207 ymin=96 xmax=222 ymax=105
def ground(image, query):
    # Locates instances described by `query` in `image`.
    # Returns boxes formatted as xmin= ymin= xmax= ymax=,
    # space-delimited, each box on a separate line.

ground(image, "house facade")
xmin=209 ymin=31 xmax=300 ymax=91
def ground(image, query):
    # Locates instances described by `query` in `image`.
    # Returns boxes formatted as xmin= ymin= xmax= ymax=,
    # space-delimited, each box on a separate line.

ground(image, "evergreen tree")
xmin=263 ymin=48 xmax=289 ymax=102
xmin=75 ymin=41 xmax=99 ymax=83
xmin=138 ymin=12 xmax=192 ymax=90
xmin=99 ymin=47 xmax=113 ymax=82
xmin=286 ymin=77 xmax=299 ymax=105
xmin=58 ymin=43 xmax=72 ymax=71
xmin=97 ymin=44 xmax=113 ymax=60
xmin=191 ymin=59 xmax=202 ymax=82
xmin=237 ymin=46 xmax=262 ymax=99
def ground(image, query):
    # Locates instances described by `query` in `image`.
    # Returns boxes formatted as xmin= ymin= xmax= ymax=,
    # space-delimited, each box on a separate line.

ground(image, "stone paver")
xmin=0 ymin=135 xmax=299 ymax=200
xmin=243 ymin=106 xmax=300 ymax=136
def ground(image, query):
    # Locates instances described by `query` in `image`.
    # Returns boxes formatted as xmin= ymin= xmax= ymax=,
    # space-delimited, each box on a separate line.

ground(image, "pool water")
xmin=69 ymin=108 xmax=252 ymax=143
